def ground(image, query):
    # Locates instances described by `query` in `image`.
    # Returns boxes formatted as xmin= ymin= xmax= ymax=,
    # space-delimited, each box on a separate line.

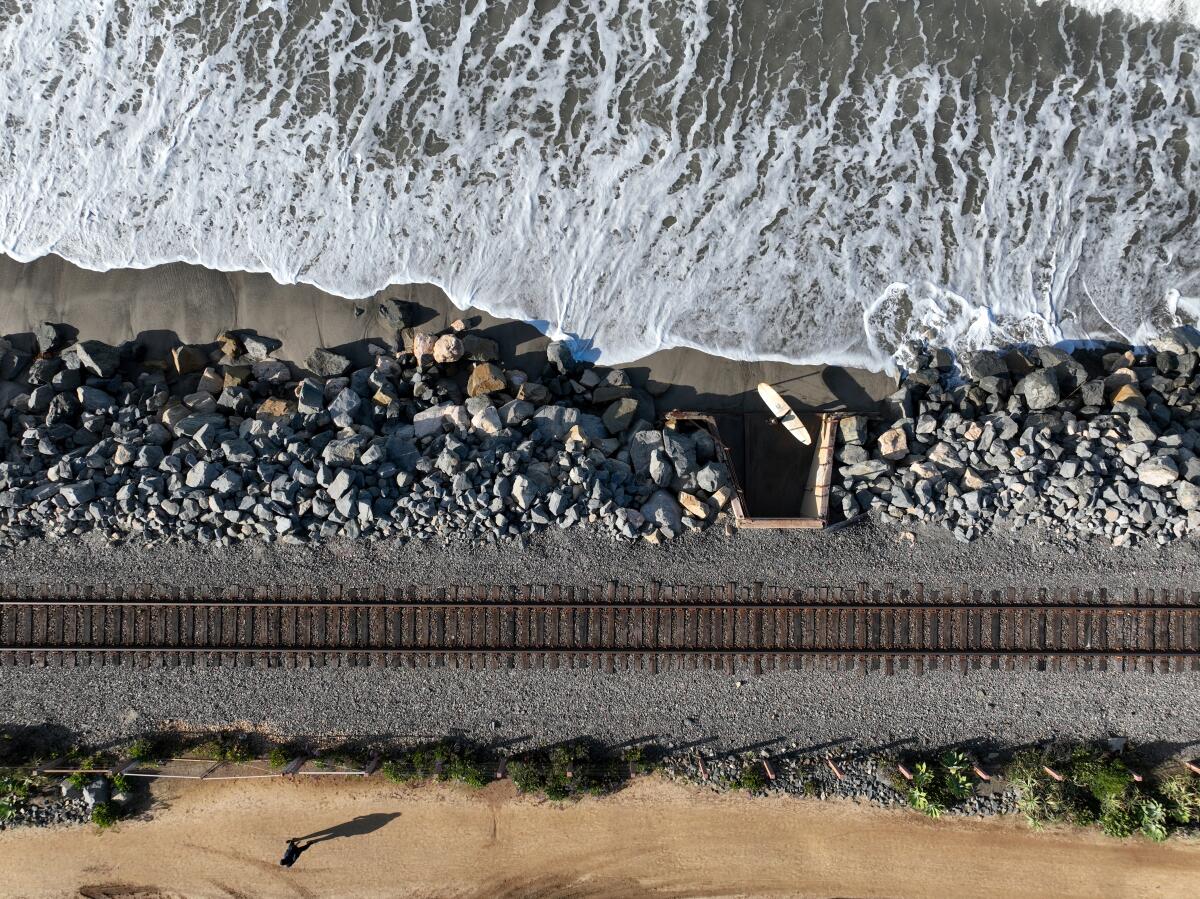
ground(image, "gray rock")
xmin=60 ymin=481 xmax=95 ymax=506
xmin=649 ymin=448 xmax=674 ymax=487
xmin=328 ymin=388 xmax=362 ymax=429
xmin=306 ymin=348 xmax=351 ymax=378
xmin=662 ymin=429 xmax=697 ymax=477
xmin=838 ymin=416 xmax=868 ymax=445
xmin=72 ymin=340 xmax=120 ymax=378
xmin=1017 ymin=369 xmax=1060 ymax=410
xmin=297 ymin=378 xmax=326 ymax=414
xmin=499 ymin=400 xmax=534 ymax=427
xmin=602 ymin=398 xmax=639 ymax=434
xmin=241 ymin=333 xmax=283 ymax=361
xmin=641 ymin=489 xmax=683 ymax=538
xmin=546 ymin=341 xmax=576 ymax=373
xmin=696 ymin=463 xmax=731 ymax=493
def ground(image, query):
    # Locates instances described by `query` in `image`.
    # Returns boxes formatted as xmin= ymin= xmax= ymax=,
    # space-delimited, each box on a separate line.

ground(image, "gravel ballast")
xmin=4 ymin=519 xmax=1200 ymax=752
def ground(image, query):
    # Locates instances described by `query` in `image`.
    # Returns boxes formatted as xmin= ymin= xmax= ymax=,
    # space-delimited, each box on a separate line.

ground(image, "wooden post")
xmin=695 ymin=753 xmax=708 ymax=781
xmin=200 ymin=761 xmax=224 ymax=780
xmin=495 ymin=757 xmax=508 ymax=780
xmin=826 ymin=758 xmax=844 ymax=781
xmin=282 ymin=756 xmax=308 ymax=777
xmin=1042 ymin=766 xmax=1063 ymax=782
xmin=362 ymin=753 xmax=381 ymax=777
xmin=972 ymin=765 xmax=992 ymax=782
xmin=1183 ymin=761 xmax=1200 ymax=776
xmin=896 ymin=764 xmax=913 ymax=782
xmin=1131 ymin=771 xmax=1144 ymax=783
xmin=761 ymin=760 xmax=775 ymax=781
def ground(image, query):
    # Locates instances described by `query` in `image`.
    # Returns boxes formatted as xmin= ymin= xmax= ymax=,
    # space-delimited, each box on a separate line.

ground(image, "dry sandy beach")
xmin=2 ymin=776 xmax=1197 ymax=899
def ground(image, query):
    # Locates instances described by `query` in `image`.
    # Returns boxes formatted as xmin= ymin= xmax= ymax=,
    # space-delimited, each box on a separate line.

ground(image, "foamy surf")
xmin=0 ymin=0 xmax=1197 ymax=372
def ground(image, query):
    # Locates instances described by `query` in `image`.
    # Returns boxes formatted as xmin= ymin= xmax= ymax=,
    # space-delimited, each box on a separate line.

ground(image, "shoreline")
xmin=0 ymin=253 xmax=897 ymax=415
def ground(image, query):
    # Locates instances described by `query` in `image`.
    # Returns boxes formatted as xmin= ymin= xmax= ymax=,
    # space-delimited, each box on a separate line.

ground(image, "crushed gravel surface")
xmin=2 ymin=516 xmax=1200 ymax=594
xmin=3 ymin=519 xmax=1200 ymax=751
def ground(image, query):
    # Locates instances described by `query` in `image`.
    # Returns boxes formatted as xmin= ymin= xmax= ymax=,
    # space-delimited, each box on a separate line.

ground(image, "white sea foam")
xmin=0 ymin=0 xmax=1197 ymax=371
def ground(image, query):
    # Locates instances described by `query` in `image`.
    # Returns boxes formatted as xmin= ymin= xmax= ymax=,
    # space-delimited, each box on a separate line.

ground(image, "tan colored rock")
xmin=257 ymin=398 xmax=295 ymax=420
xmin=564 ymin=424 xmax=590 ymax=452
xmin=961 ymin=467 xmax=986 ymax=491
xmin=878 ymin=426 xmax=909 ymax=461
xmin=216 ymin=330 xmax=241 ymax=358
xmin=373 ymin=384 xmax=399 ymax=406
xmin=450 ymin=318 xmax=467 ymax=332
xmin=223 ymin=365 xmax=251 ymax=388
xmin=1111 ymin=383 xmax=1146 ymax=408
xmin=433 ymin=334 xmax=464 ymax=364
xmin=198 ymin=367 xmax=225 ymax=395
xmin=710 ymin=485 xmax=734 ymax=509
xmin=410 ymin=331 xmax=436 ymax=365
xmin=467 ymin=362 xmax=506 ymax=397
xmin=678 ymin=491 xmax=709 ymax=519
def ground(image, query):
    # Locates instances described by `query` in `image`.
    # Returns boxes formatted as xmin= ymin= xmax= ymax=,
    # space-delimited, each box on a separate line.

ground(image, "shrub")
xmin=91 ymin=801 xmax=119 ymax=828
xmin=1160 ymin=775 xmax=1200 ymax=825
xmin=384 ymin=742 xmax=488 ymax=788
xmin=267 ymin=746 xmax=291 ymax=770
xmin=1007 ymin=746 xmax=1180 ymax=841
xmin=507 ymin=742 xmax=626 ymax=800
xmin=111 ymin=774 xmax=131 ymax=794
xmin=0 ymin=800 xmax=13 ymax=821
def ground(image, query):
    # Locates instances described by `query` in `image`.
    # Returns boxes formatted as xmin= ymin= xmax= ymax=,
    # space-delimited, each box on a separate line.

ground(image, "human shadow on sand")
xmin=295 ymin=812 xmax=402 ymax=846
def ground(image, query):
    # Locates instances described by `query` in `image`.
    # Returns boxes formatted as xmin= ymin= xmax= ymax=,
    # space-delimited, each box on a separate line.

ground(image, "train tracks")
xmin=1 ymin=583 xmax=1199 ymax=674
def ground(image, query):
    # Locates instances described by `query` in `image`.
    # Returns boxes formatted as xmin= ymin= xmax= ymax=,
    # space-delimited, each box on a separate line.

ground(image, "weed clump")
xmin=90 ymin=801 xmax=119 ymax=829
xmin=899 ymin=751 xmax=976 ymax=818
xmin=507 ymin=741 xmax=631 ymax=801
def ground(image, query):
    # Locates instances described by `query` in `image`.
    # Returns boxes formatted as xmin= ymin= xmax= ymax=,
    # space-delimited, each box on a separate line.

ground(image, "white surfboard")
xmin=757 ymin=382 xmax=811 ymax=445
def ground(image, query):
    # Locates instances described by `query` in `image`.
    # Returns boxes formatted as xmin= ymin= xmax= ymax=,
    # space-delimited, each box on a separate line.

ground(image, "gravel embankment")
xmin=4 ymin=519 xmax=1200 ymax=753
xmin=8 ymin=661 xmax=1200 ymax=757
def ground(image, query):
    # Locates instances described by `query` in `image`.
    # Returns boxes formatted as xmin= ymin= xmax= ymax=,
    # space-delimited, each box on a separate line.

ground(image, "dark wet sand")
xmin=0 ymin=253 xmax=896 ymax=414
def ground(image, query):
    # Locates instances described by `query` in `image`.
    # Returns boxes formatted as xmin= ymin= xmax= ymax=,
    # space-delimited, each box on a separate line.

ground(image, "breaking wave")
xmin=1 ymin=0 xmax=1198 ymax=370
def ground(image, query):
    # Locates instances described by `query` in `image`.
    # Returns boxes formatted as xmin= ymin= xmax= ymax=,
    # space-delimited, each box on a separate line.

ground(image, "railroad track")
xmin=2 ymin=583 xmax=1199 ymax=673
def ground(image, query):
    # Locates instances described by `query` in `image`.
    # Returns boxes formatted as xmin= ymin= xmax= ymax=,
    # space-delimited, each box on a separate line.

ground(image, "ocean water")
xmin=0 ymin=0 xmax=1198 ymax=371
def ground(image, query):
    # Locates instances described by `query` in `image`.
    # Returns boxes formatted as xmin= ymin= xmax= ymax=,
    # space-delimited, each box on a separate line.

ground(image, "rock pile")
xmin=0 ymin=317 xmax=734 ymax=547
xmin=836 ymin=329 xmax=1200 ymax=545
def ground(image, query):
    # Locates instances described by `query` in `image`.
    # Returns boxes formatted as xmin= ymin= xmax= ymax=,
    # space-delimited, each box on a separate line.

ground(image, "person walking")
xmin=279 ymin=838 xmax=310 ymax=868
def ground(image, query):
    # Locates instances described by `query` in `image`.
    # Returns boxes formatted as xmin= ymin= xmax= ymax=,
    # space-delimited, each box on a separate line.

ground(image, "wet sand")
xmin=0 ymin=254 xmax=896 ymax=414
xmin=1 ymin=776 xmax=1195 ymax=899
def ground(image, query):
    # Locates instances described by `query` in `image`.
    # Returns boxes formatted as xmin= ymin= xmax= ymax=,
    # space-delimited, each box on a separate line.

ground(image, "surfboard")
xmin=756 ymin=382 xmax=811 ymax=445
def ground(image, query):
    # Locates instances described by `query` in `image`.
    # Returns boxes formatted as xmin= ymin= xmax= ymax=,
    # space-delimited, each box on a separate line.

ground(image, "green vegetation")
xmin=1006 ymin=747 xmax=1185 ymax=841
xmin=0 ymin=800 xmax=13 ymax=821
xmin=0 ymin=773 xmax=35 ymax=800
xmin=90 ymin=801 xmax=119 ymax=829
xmin=111 ymin=774 xmax=131 ymax=794
xmin=126 ymin=737 xmax=167 ymax=763
xmin=267 ymin=746 xmax=292 ymax=770
xmin=507 ymin=741 xmax=630 ymax=801
xmin=731 ymin=761 xmax=768 ymax=793
xmin=901 ymin=751 xmax=976 ymax=819
xmin=383 ymin=741 xmax=488 ymax=788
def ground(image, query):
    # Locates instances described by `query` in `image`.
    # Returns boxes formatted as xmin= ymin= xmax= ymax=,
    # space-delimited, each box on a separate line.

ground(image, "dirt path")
xmin=1 ymin=777 xmax=1196 ymax=898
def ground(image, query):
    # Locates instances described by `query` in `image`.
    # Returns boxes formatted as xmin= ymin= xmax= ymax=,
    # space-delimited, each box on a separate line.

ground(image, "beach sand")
xmin=2 ymin=775 xmax=1195 ymax=899
xmin=0 ymin=253 xmax=896 ymax=415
